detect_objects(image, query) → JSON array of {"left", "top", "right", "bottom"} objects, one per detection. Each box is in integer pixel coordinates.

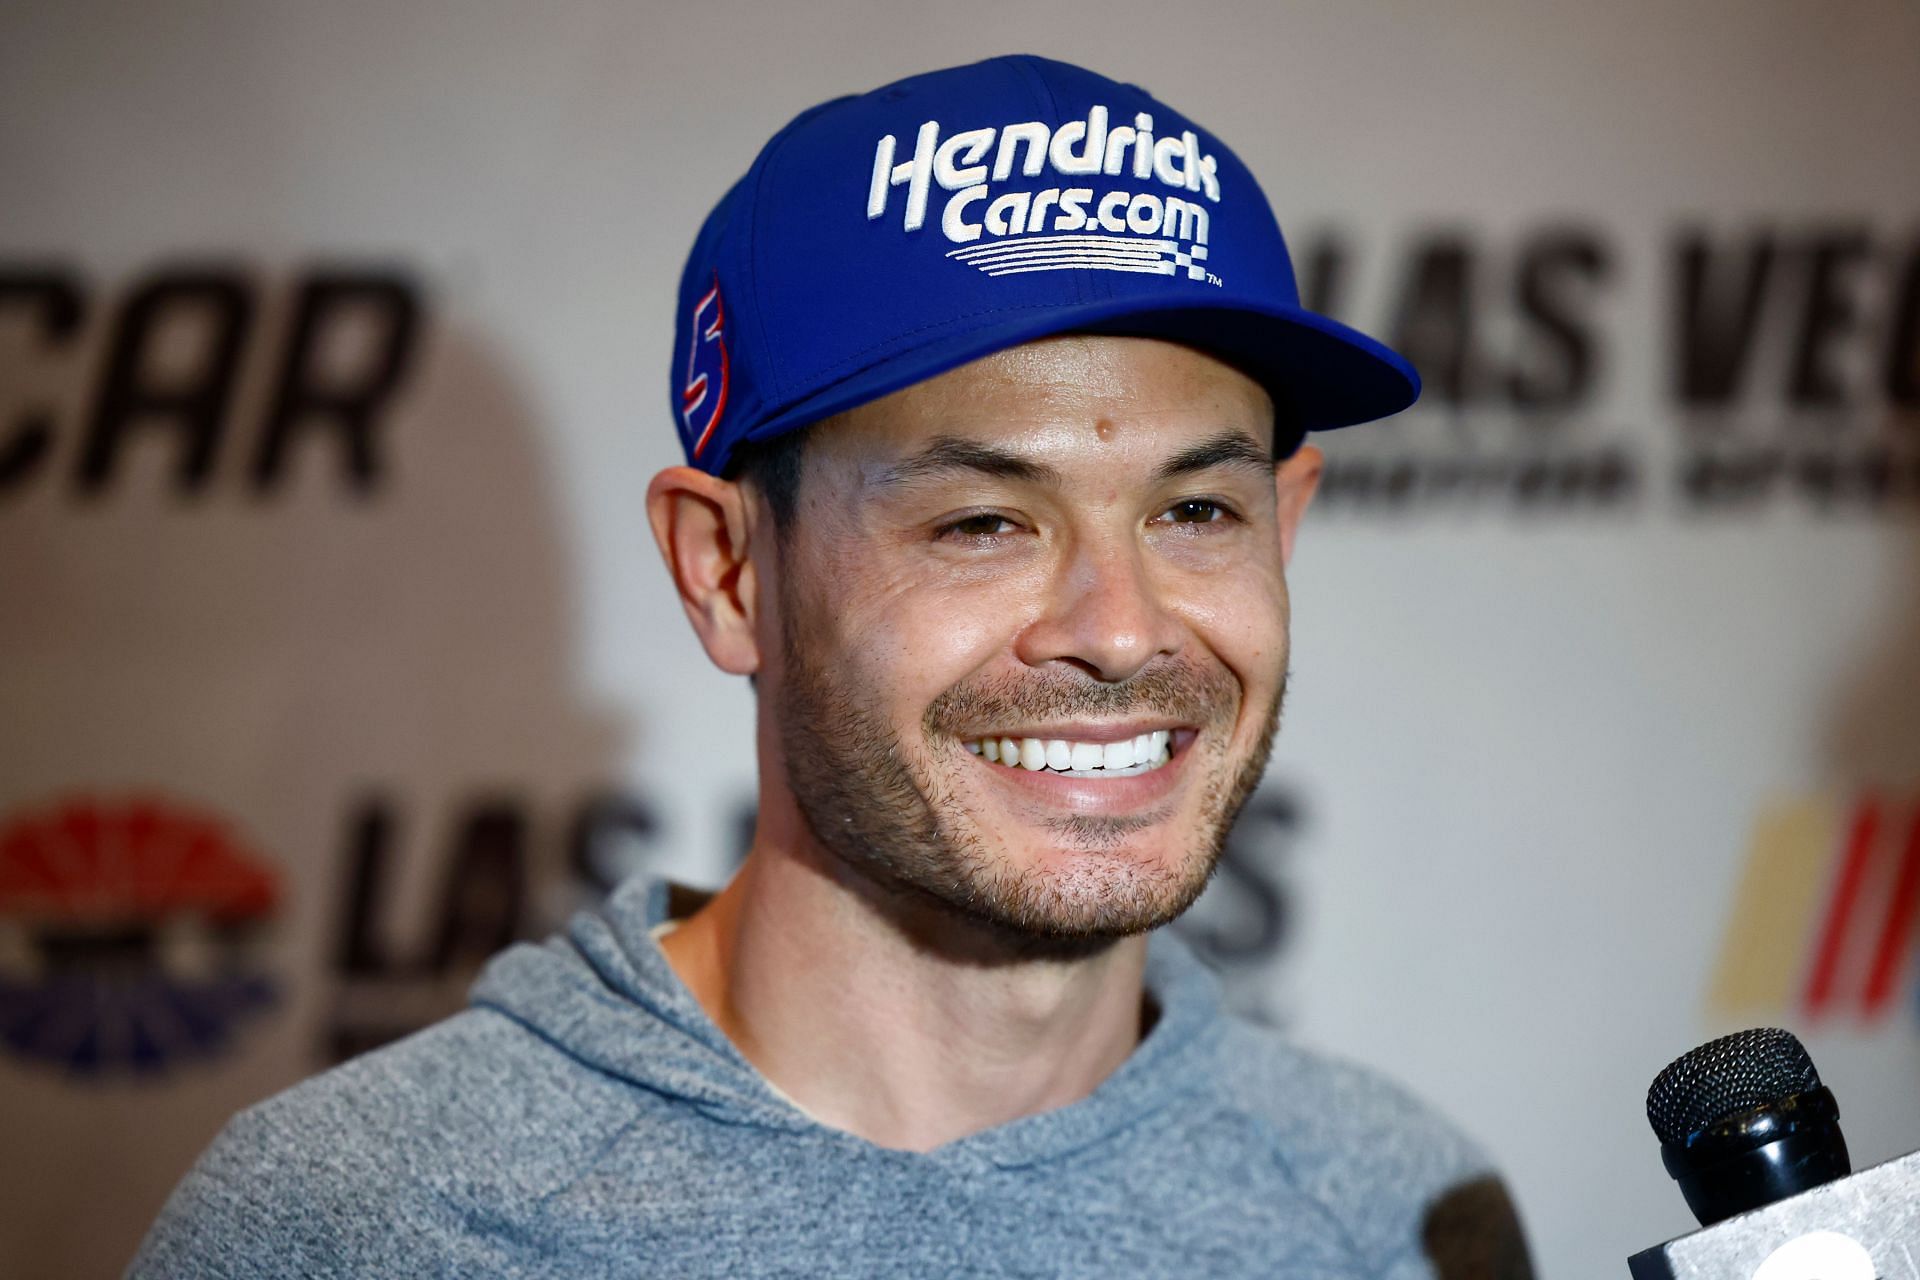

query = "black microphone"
[
  {"left": 1629, "top": 1027, "right": 1920, "bottom": 1279},
  {"left": 1647, "top": 1027, "right": 1850, "bottom": 1225}
]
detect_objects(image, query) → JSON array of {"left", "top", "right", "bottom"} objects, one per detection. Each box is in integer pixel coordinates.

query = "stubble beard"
[{"left": 772, "top": 580, "right": 1285, "bottom": 954}]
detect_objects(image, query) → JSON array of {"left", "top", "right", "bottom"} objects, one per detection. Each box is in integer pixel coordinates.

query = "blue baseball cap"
[{"left": 671, "top": 53, "right": 1418, "bottom": 475}]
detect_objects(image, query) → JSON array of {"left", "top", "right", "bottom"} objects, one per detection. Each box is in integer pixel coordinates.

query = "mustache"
[{"left": 923, "top": 658, "right": 1244, "bottom": 737}]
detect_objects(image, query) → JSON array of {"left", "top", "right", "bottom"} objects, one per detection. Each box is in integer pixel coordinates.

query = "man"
[{"left": 133, "top": 55, "right": 1530, "bottom": 1278}]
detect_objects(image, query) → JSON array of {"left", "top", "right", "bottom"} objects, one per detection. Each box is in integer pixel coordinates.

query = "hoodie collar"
[{"left": 471, "top": 878, "right": 1227, "bottom": 1168}]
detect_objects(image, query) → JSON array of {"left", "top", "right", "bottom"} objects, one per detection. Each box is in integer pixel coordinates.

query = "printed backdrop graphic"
[
  {"left": 0, "top": 795, "right": 282, "bottom": 1075},
  {"left": 3, "top": 2, "right": 1920, "bottom": 1275},
  {"left": 1711, "top": 792, "right": 1920, "bottom": 1025}
]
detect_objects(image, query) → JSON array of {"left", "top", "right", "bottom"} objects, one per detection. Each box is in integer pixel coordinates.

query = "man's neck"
[{"left": 659, "top": 839, "right": 1150, "bottom": 1153}]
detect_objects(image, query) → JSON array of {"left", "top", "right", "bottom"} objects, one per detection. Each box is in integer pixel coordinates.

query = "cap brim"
[
  {"left": 1078, "top": 302, "right": 1420, "bottom": 431},
  {"left": 736, "top": 296, "right": 1418, "bottom": 470}
]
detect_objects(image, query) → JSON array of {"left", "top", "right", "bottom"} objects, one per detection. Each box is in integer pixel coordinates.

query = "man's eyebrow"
[
  {"left": 875, "top": 436, "right": 1062, "bottom": 488},
  {"left": 1152, "top": 430, "right": 1274, "bottom": 482}
]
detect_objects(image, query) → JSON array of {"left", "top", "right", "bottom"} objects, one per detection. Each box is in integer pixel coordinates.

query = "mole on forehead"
[{"left": 1095, "top": 419, "right": 1116, "bottom": 441}]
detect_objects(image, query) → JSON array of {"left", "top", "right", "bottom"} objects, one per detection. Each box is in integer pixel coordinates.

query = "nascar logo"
[
  {"left": 1711, "top": 791, "right": 1920, "bottom": 1023},
  {"left": 868, "top": 106, "right": 1222, "bottom": 283}
]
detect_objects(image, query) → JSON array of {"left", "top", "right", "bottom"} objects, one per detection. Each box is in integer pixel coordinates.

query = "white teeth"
[{"left": 967, "top": 731, "right": 1176, "bottom": 775}]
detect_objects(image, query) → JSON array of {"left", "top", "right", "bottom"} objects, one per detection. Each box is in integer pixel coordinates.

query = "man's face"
[{"left": 757, "top": 335, "right": 1314, "bottom": 947}]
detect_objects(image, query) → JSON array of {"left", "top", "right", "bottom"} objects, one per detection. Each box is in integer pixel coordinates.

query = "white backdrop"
[{"left": 4, "top": 2, "right": 1920, "bottom": 1275}]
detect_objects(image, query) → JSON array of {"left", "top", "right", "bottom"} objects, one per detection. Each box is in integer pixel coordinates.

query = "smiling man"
[
  {"left": 133, "top": 55, "right": 1530, "bottom": 1279},
  {"left": 652, "top": 333, "right": 1305, "bottom": 1155}
]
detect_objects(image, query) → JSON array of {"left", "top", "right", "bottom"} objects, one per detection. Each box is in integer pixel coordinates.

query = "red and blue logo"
[
  {"left": 681, "top": 274, "right": 729, "bottom": 461},
  {"left": 0, "top": 795, "right": 283, "bottom": 1076}
]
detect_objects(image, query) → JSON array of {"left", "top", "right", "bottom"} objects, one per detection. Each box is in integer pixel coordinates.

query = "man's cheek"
[
  {"left": 1180, "top": 573, "right": 1288, "bottom": 667},
  {"left": 853, "top": 571, "right": 1030, "bottom": 675}
]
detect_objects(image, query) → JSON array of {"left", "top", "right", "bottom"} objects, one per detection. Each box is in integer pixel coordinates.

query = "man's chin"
[{"left": 935, "top": 838, "right": 1218, "bottom": 946}]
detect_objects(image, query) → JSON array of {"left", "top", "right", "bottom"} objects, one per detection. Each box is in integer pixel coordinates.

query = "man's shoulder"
[
  {"left": 129, "top": 1007, "right": 643, "bottom": 1278},
  {"left": 1213, "top": 1019, "right": 1487, "bottom": 1183},
  {"left": 240, "top": 1003, "right": 641, "bottom": 1181},
  {"left": 1207, "top": 1020, "right": 1530, "bottom": 1278}
]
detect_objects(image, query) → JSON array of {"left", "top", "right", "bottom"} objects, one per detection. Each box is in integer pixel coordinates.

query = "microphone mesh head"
[{"left": 1646, "top": 1027, "right": 1822, "bottom": 1145}]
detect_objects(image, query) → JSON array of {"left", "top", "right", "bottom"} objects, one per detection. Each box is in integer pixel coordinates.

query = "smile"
[{"left": 964, "top": 731, "right": 1173, "bottom": 777}]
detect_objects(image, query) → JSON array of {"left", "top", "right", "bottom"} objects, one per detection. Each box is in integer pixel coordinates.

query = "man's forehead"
[{"left": 803, "top": 335, "right": 1278, "bottom": 479}]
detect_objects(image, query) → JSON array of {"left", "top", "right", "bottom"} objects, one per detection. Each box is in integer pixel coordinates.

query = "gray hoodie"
[{"left": 129, "top": 879, "right": 1519, "bottom": 1278}]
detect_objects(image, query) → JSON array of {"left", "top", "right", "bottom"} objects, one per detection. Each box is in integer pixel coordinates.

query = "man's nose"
[{"left": 1013, "top": 535, "right": 1182, "bottom": 683}]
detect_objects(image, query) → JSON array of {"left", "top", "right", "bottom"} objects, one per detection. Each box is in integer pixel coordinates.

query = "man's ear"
[
  {"left": 645, "top": 466, "right": 762, "bottom": 675},
  {"left": 1274, "top": 442, "right": 1323, "bottom": 567}
]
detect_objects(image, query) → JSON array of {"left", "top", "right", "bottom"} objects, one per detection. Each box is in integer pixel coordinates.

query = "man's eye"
[
  {"left": 1161, "top": 498, "right": 1233, "bottom": 524},
  {"left": 937, "top": 513, "right": 1018, "bottom": 539}
]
